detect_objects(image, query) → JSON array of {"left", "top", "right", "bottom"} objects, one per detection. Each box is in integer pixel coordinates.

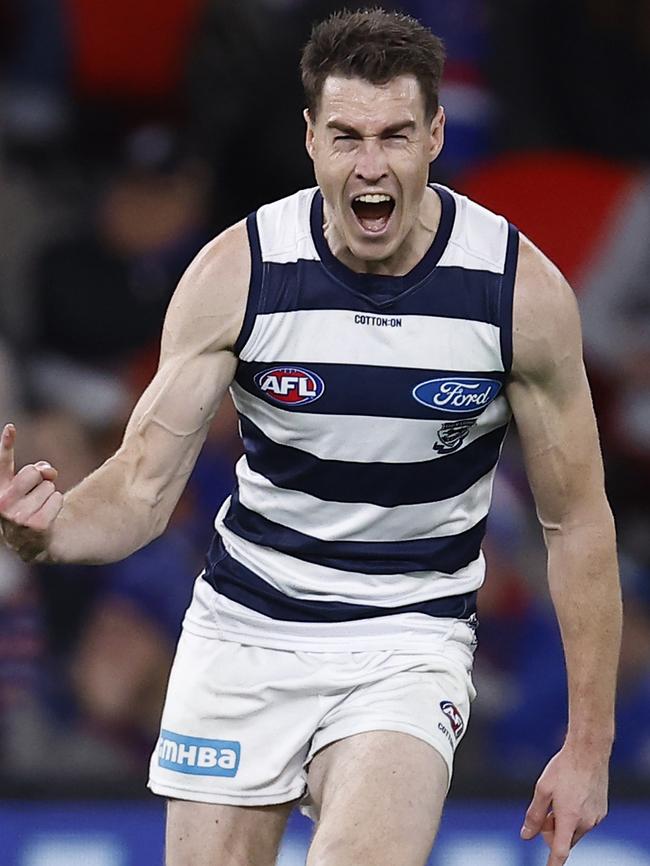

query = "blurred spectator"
[
  {"left": 0, "top": 420, "right": 137, "bottom": 784},
  {"left": 30, "top": 127, "right": 210, "bottom": 368},
  {"left": 20, "top": 127, "right": 211, "bottom": 434}
]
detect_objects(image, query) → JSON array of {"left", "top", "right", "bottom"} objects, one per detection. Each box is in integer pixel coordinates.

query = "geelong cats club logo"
[
  {"left": 433, "top": 419, "right": 477, "bottom": 454},
  {"left": 440, "top": 701, "right": 464, "bottom": 739},
  {"left": 254, "top": 366, "right": 325, "bottom": 406}
]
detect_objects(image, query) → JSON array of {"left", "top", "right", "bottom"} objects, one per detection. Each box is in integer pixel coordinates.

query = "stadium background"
[{"left": 1, "top": 1, "right": 649, "bottom": 863}]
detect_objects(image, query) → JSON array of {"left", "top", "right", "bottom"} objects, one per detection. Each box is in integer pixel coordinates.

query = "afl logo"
[
  {"left": 254, "top": 366, "right": 325, "bottom": 406},
  {"left": 440, "top": 700, "right": 464, "bottom": 739},
  {"left": 413, "top": 377, "right": 502, "bottom": 414}
]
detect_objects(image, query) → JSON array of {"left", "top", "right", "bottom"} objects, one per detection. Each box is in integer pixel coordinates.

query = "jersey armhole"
[
  {"left": 499, "top": 223, "right": 519, "bottom": 374},
  {"left": 233, "top": 212, "right": 264, "bottom": 356}
]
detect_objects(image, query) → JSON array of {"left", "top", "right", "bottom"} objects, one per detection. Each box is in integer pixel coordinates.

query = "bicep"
[
  {"left": 118, "top": 348, "right": 237, "bottom": 499},
  {"left": 506, "top": 239, "right": 608, "bottom": 532},
  {"left": 126, "top": 349, "right": 236, "bottom": 442},
  {"left": 115, "top": 223, "right": 248, "bottom": 504},
  {"left": 507, "top": 358, "right": 606, "bottom": 532}
]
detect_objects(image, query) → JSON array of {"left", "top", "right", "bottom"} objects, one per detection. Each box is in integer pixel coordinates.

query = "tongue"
[{"left": 353, "top": 201, "right": 392, "bottom": 233}]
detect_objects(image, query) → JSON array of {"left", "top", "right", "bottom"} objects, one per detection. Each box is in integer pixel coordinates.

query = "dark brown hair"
[{"left": 300, "top": 8, "right": 446, "bottom": 121}]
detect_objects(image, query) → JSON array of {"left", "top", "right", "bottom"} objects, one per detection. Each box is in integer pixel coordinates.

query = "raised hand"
[{"left": 0, "top": 423, "right": 64, "bottom": 561}]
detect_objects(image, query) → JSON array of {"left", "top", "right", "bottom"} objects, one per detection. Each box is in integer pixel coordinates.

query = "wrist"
[{"left": 564, "top": 727, "right": 614, "bottom": 758}]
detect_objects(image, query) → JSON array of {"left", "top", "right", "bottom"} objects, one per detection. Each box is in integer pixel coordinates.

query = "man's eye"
[
  {"left": 334, "top": 135, "right": 354, "bottom": 141},
  {"left": 388, "top": 134, "right": 408, "bottom": 140}
]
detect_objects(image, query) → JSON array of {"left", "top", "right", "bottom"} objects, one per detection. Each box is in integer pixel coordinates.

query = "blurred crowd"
[{"left": 0, "top": 0, "right": 649, "bottom": 795}]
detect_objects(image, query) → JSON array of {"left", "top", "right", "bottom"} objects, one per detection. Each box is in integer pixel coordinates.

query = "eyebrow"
[{"left": 325, "top": 120, "right": 416, "bottom": 137}]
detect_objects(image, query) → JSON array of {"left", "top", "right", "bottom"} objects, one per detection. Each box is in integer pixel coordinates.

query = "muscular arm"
[
  {"left": 0, "top": 221, "right": 250, "bottom": 564},
  {"left": 507, "top": 236, "right": 622, "bottom": 865}
]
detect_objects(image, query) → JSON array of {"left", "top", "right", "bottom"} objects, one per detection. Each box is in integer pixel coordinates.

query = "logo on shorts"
[
  {"left": 157, "top": 729, "right": 240, "bottom": 777},
  {"left": 254, "top": 366, "right": 325, "bottom": 406},
  {"left": 413, "top": 378, "right": 502, "bottom": 414},
  {"left": 440, "top": 701, "right": 464, "bottom": 739}
]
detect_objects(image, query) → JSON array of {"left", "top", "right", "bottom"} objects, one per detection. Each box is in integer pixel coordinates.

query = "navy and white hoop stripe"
[
  {"left": 204, "top": 533, "right": 478, "bottom": 623},
  {"left": 220, "top": 489, "right": 488, "bottom": 576},
  {"left": 205, "top": 185, "right": 519, "bottom": 638},
  {"left": 237, "top": 413, "right": 508, "bottom": 507}
]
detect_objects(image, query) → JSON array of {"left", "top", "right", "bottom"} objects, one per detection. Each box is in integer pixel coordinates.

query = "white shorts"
[{"left": 148, "top": 623, "right": 476, "bottom": 813}]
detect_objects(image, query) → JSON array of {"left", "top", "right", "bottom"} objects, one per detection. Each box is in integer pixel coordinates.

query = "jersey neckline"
[{"left": 309, "top": 184, "right": 456, "bottom": 307}]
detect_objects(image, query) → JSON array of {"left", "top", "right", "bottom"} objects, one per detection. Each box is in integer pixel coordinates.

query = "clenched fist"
[{"left": 0, "top": 423, "right": 64, "bottom": 562}]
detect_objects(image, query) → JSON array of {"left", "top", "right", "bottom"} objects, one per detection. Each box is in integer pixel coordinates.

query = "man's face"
[{"left": 305, "top": 74, "right": 444, "bottom": 264}]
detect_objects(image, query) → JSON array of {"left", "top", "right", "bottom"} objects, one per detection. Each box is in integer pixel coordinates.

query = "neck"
[{"left": 322, "top": 186, "right": 441, "bottom": 276}]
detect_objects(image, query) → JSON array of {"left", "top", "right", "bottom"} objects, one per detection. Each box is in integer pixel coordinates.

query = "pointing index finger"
[
  {"left": 547, "top": 816, "right": 577, "bottom": 866},
  {"left": 0, "top": 424, "right": 16, "bottom": 483}
]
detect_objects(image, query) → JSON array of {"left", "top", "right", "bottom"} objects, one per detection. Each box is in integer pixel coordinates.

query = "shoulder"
[
  {"left": 511, "top": 234, "right": 582, "bottom": 383},
  {"left": 162, "top": 220, "right": 251, "bottom": 355},
  {"left": 184, "top": 219, "right": 251, "bottom": 296},
  {"left": 253, "top": 187, "right": 319, "bottom": 263},
  {"left": 165, "top": 187, "right": 318, "bottom": 357},
  {"left": 438, "top": 185, "right": 511, "bottom": 274}
]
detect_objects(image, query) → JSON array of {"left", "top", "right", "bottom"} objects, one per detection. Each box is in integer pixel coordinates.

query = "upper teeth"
[{"left": 354, "top": 194, "right": 392, "bottom": 203}]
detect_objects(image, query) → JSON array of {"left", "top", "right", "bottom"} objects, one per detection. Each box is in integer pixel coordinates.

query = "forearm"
[
  {"left": 45, "top": 411, "right": 209, "bottom": 565},
  {"left": 46, "top": 453, "right": 167, "bottom": 565},
  {"left": 545, "top": 503, "right": 622, "bottom": 754}
]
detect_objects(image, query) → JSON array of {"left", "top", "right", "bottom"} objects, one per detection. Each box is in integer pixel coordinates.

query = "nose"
[{"left": 354, "top": 139, "right": 389, "bottom": 184}]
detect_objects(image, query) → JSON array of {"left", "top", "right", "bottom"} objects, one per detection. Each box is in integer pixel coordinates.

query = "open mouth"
[{"left": 351, "top": 193, "right": 396, "bottom": 234}]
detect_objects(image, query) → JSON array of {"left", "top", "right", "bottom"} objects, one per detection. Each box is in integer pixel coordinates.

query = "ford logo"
[
  {"left": 413, "top": 377, "right": 502, "bottom": 413},
  {"left": 254, "top": 366, "right": 325, "bottom": 406}
]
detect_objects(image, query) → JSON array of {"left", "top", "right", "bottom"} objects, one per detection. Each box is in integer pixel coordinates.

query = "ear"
[
  {"left": 304, "top": 108, "right": 316, "bottom": 160},
  {"left": 428, "top": 105, "right": 445, "bottom": 162}
]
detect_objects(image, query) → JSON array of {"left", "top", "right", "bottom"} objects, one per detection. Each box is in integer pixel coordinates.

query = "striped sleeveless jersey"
[{"left": 198, "top": 185, "right": 519, "bottom": 649}]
